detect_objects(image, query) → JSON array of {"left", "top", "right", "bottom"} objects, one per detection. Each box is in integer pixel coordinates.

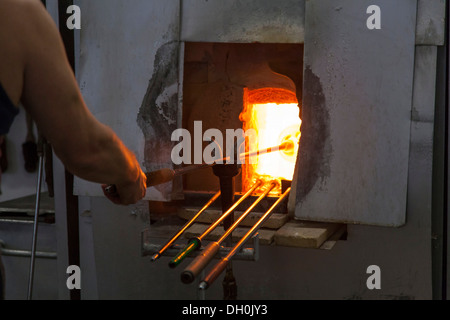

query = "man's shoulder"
[
  {"left": 0, "top": 0, "right": 43, "bottom": 10},
  {"left": 0, "top": 0, "right": 54, "bottom": 49},
  {"left": 0, "top": 0, "right": 47, "bottom": 23}
]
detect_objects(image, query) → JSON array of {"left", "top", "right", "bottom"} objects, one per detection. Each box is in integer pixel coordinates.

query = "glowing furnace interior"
[{"left": 241, "top": 88, "right": 301, "bottom": 196}]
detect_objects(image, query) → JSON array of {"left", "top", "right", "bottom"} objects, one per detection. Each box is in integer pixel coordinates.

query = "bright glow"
[
  {"left": 240, "top": 87, "right": 301, "bottom": 196},
  {"left": 241, "top": 98, "right": 301, "bottom": 196},
  {"left": 252, "top": 103, "right": 301, "bottom": 181}
]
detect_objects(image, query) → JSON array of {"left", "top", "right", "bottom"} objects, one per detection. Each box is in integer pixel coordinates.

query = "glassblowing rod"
[
  {"left": 212, "top": 141, "right": 295, "bottom": 164},
  {"left": 199, "top": 187, "right": 292, "bottom": 290},
  {"left": 181, "top": 181, "right": 277, "bottom": 284},
  {"left": 168, "top": 180, "right": 263, "bottom": 268},
  {"left": 239, "top": 141, "right": 294, "bottom": 161},
  {"left": 151, "top": 191, "right": 221, "bottom": 262}
]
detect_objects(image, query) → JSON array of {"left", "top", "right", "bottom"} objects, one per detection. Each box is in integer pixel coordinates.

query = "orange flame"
[{"left": 240, "top": 88, "right": 301, "bottom": 195}]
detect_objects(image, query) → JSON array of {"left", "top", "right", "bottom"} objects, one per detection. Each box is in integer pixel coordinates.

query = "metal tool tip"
[
  {"left": 151, "top": 253, "right": 160, "bottom": 262},
  {"left": 198, "top": 281, "right": 208, "bottom": 290}
]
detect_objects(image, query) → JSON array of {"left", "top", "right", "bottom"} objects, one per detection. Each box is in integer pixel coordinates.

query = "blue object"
[{"left": 0, "top": 83, "right": 19, "bottom": 135}]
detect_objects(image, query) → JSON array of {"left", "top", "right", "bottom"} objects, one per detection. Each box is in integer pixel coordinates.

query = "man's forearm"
[{"left": 53, "top": 120, "right": 141, "bottom": 187}]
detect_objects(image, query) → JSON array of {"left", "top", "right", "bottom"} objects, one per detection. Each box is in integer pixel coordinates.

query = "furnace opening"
[{"left": 182, "top": 42, "right": 303, "bottom": 201}]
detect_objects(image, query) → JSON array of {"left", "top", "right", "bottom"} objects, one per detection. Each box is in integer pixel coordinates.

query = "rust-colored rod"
[
  {"left": 199, "top": 187, "right": 291, "bottom": 290},
  {"left": 238, "top": 140, "right": 294, "bottom": 161},
  {"left": 180, "top": 181, "right": 277, "bottom": 284},
  {"left": 168, "top": 180, "right": 263, "bottom": 268},
  {"left": 151, "top": 191, "right": 221, "bottom": 262}
]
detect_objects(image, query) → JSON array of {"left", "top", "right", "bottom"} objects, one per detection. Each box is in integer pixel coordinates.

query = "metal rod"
[
  {"left": 1, "top": 237, "right": 56, "bottom": 259},
  {"left": 215, "top": 141, "right": 295, "bottom": 163},
  {"left": 199, "top": 187, "right": 291, "bottom": 290},
  {"left": 176, "top": 142, "right": 294, "bottom": 170},
  {"left": 0, "top": 248, "right": 57, "bottom": 260},
  {"left": 180, "top": 181, "right": 277, "bottom": 284},
  {"left": 151, "top": 191, "right": 221, "bottom": 262},
  {"left": 192, "top": 180, "right": 263, "bottom": 241},
  {"left": 217, "top": 182, "right": 276, "bottom": 244},
  {"left": 239, "top": 141, "right": 293, "bottom": 161},
  {"left": 27, "top": 140, "right": 45, "bottom": 300},
  {"left": 106, "top": 141, "right": 294, "bottom": 195},
  {"left": 216, "top": 141, "right": 294, "bottom": 164},
  {"left": 168, "top": 180, "right": 263, "bottom": 268}
]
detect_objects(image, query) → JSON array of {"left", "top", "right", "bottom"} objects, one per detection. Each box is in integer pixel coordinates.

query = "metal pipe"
[
  {"left": 0, "top": 240, "right": 57, "bottom": 259},
  {"left": 27, "top": 138, "right": 45, "bottom": 300},
  {"left": 151, "top": 191, "right": 221, "bottom": 262},
  {"left": 239, "top": 141, "right": 294, "bottom": 161},
  {"left": 2, "top": 249, "right": 56, "bottom": 260},
  {"left": 181, "top": 181, "right": 277, "bottom": 284},
  {"left": 174, "top": 142, "right": 294, "bottom": 169},
  {"left": 199, "top": 187, "right": 291, "bottom": 290},
  {"left": 168, "top": 180, "right": 263, "bottom": 268}
]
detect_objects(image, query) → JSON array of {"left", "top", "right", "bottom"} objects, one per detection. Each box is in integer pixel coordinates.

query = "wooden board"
[{"left": 274, "top": 221, "right": 344, "bottom": 249}]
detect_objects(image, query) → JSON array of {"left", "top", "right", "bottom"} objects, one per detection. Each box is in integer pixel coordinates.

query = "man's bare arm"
[{"left": 14, "top": 0, "right": 146, "bottom": 204}]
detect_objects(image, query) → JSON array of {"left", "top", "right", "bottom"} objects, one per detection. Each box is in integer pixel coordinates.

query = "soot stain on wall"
[
  {"left": 137, "top": 41, "right": 180, "bottom": 172},
  {"left": 296, "top": 66, "right": 331, "bottom": 202}
]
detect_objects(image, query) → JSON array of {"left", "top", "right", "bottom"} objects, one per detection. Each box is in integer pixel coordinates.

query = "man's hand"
[{"left": 102, "top": 168, "right": 147, "bottom": 205}]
